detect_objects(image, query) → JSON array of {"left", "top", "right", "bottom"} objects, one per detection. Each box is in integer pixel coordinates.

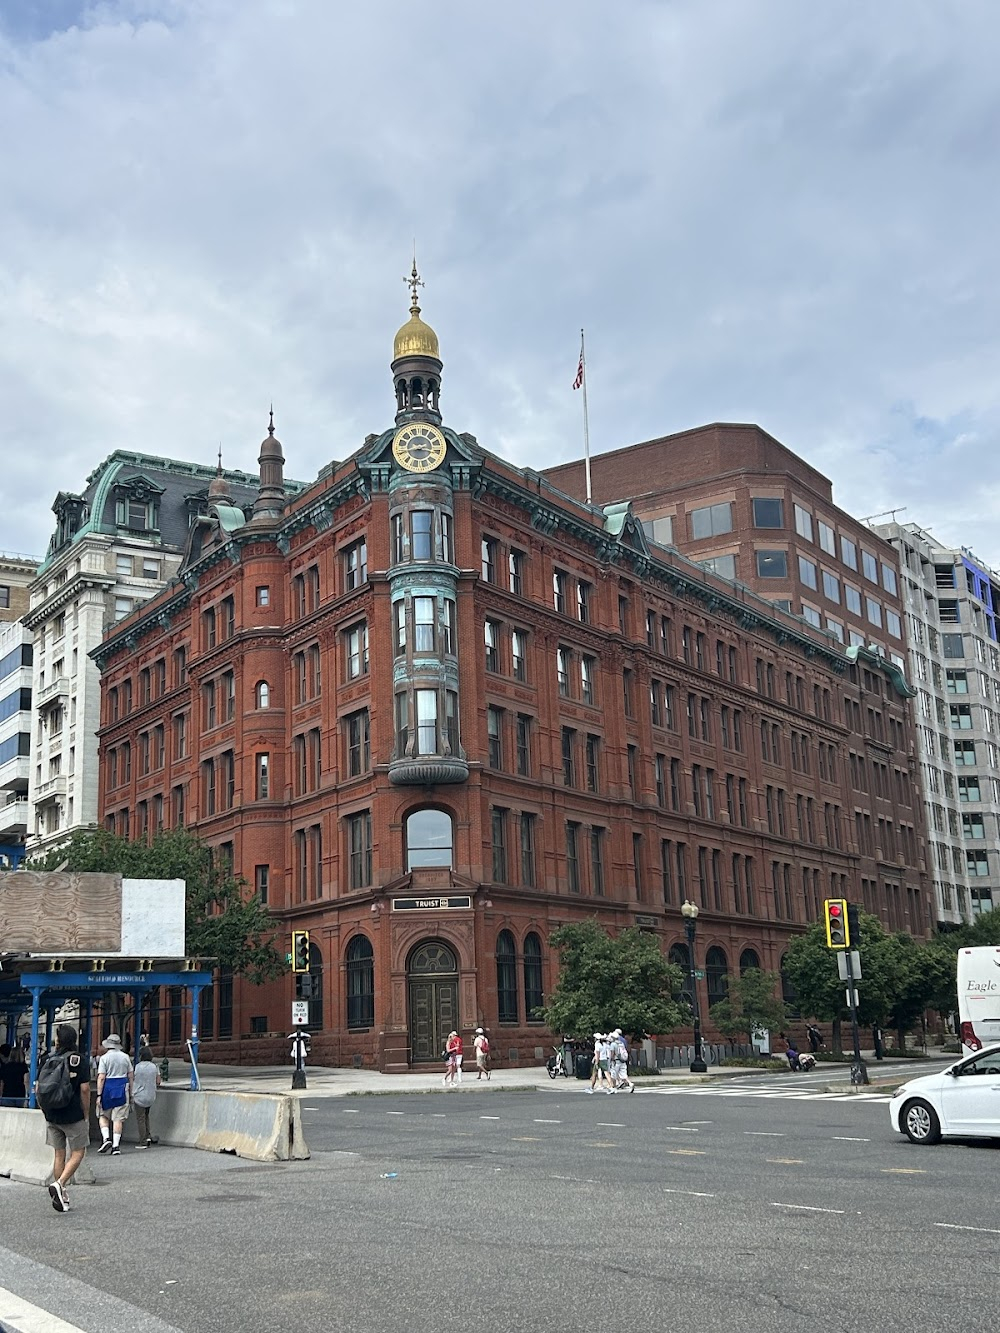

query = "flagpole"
[{"left": 580, "top": 328, "right": 592, "bottom": 504}]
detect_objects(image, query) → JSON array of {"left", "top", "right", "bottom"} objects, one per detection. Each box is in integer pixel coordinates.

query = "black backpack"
[{"left": 36, "top": 1053, "right": 76, "bottom": 1114}]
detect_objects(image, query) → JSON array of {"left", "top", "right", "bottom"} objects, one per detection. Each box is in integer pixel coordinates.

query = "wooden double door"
[{"left": 408, "top": 940, "right": 459, "bottom": 1064}]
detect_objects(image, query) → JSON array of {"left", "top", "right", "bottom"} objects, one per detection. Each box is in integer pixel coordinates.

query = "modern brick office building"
[{"left": 93, "top": 290, "right": 930, "bottom": 1068}]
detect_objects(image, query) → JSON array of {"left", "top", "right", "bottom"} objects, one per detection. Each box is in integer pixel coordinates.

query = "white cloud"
[{"left": 1, "top": 0, "right": 999, "bottom": 567}]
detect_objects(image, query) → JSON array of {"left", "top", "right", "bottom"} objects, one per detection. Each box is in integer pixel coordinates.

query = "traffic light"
[
  {"left": 291, "top": 930, "right": 310, "bottom": 973},
  {"left": 846, "top": 902, "right": 860, "bottom": 943},
  {"left": 824, "top": 898, "right": 850, "bottom": 949}
]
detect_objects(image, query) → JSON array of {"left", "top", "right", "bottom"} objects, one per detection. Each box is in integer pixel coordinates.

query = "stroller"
[{"left": 797, "top": 1051, "right": 817, "bottom": 1073}]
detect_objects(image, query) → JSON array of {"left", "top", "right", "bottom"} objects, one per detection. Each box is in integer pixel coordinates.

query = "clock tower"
[{"left": 385, "top": 265, "right": 468, "bottom": 787}]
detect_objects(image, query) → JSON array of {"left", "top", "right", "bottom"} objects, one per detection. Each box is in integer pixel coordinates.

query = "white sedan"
[{"left": 889, "top": 1044, "right": 1000, "bottom": 1144}]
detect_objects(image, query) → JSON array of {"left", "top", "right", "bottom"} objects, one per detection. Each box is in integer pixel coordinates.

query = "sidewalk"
[{"left": 165, "top": 1051, "right": 951, "bottom": 1099}]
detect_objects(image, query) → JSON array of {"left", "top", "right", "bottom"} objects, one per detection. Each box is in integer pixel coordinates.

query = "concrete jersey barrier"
[
  {"left": 1, "top": 1088, "right": 308, "bottom": 1187},
  {"left": 119, "top": 1087, "right": 310, "bottom": 1161},
  {"left": 0, "top": 1107, "right": 97, "bottom": 1187}
]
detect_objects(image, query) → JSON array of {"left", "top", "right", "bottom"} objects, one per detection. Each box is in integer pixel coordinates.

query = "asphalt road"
[{"left": 2, "top": 1081, "right": 998, "bottom": 1333}]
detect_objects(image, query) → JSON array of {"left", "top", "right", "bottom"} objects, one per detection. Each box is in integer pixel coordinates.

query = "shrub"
[{"left": 719, "top": 1056, "right": 787, "bottom": 1070}]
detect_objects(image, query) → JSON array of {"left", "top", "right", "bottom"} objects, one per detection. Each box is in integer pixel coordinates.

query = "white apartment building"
[
  {"left": 0, "top": 617, "right": 35, "bottom": 868},
  {"left": 23, "top": 451, "right": 265, "bottom": 857},
  {"left": 874, "top": 521, "right": 1000, "bottom": 926}
]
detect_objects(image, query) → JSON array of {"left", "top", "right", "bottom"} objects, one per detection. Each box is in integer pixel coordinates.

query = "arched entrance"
[{"left": 407, "top": 940, "right": 459, "bottom": 1064}]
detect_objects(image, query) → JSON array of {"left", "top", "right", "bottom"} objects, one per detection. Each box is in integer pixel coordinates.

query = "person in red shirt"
[{"left": 443, "top": 1031, "right": 463, "bottom": 1087}]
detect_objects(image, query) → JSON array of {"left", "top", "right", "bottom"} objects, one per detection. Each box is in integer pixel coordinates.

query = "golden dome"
[{"left": 393, "top": 300, "right": 440, "bottom": 362}]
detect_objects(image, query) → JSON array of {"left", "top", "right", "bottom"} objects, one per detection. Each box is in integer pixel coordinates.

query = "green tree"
[
  {"left": 539, "top": 920, "right": 687, "bottom": 1039},
  {"left": 781, "top": 912, "right": 898, "bottom": 1048},
  {"left": 708, "top": 968, "right": 787, "bottom": 1046},
  {"left": 28, "top": 827, "right": 286, "bottom": 984}
]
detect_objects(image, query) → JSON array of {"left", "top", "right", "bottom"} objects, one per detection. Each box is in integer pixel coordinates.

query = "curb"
[{"left": 345, "top": 1084, "right": 540, "bottom": 1098}]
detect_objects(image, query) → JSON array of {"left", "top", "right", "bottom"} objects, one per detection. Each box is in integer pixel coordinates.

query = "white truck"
[{"left": 957, "top": 945, "right": 1000, "bottom": 1056}]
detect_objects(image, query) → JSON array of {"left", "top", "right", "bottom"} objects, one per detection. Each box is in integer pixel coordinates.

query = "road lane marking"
[
  {"left": 934, "top": 1223, "right": 1000, "bottom": 1235},
  {"left": 744, "top": 1131, "right": 785, "bottom": 1137},
  {"left": 431, "top": 1113, "right": 446, "bottom": 1117},
  {"left": 533, "top": 1119, "right": 562, "bottom": 1124},
  {"left": 662, "top": 1126, "right": 699, "bottom": 1133},
  {"left": 881, "top": 1168, "right": 925, "bottom": 1175},
  {"left": 666, "top": 1148, "right": 705, "bottom": 1155},
  {"left": 511, "top": 1136, "right": 541, "bottom": 1142},
  {"left": 771, "top": 1203, "right": 845, "bottom": 1215},
  {"left": 480, "top": 1116, "right": 500, "bottom": 1120},
  {"left": 342, "top": 1109, "right": 359, "bottom": 1114},
  {"left": 684, "top": 1120, "right": 713, "bottom": 1124},
  {"left": 587, "top": 1141, "right": 620, "bottom": 1148},
  {"left": 766, "top": 1158, "right": 805, "bottom": 1165},
  {"left": 303, "top": 1106, "right": 320, "bottom": 1110},
  {"left": 0, "top": 1286, "right": 87, "bottom": 1333},
  {"left": 664, "top": 1188, "right": 715, "bottom": 1197},
  {"left": 832, "top": 1136, "right": 870, "bottom": 1142},
  {"left": 597, "top": 1123, "right": 625, "bottom": 1127},
  {"left": 386, "top": 1111, "right": 405, "bottom": 1116}
]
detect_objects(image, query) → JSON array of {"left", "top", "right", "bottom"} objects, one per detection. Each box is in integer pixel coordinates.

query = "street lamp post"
[{"left": 681, "top": 900, "right": 708, "bottom": 1073}]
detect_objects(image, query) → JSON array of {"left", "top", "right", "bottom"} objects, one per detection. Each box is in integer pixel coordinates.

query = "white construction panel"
[{"left": 119, "top": 878, "right": 186, "bottom": 957}]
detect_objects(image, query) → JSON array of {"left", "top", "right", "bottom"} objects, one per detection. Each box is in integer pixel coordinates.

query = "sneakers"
[
  {"left": 111, "top": 1146, "right": 121, "bottom": 1155},
  {"left": 585, "top": 1087, "right": 594, "bottom": 1094},
  {"left": 48, "top": 1180, "right": 69, "bottom": 1213},
  {"left": 136, "top": 1143, "right": 149, "bottom": 1150},
  {"left": 97, "top": 1139, "right": 112, "bottom": 1154}
]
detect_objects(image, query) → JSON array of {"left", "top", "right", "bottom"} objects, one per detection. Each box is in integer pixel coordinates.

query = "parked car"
[{"left": 889, "top": 1044, "right": 1000, "bottom": 1144}]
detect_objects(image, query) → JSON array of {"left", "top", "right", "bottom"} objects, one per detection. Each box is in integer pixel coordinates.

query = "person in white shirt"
[
  {"left": 610, "top": 1029, "right": 634, "bottom": 1093},
  {"left": 95, "top": 1034, "right": 133, "bottom": 1156},
  {"left": 473, "top": 1028, "right": 491, "bottom": 1080}
]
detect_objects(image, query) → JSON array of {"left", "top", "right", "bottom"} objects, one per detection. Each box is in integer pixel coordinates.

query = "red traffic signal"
[{"left": 824, "top": 898, "right": 850, "bottom": 949}]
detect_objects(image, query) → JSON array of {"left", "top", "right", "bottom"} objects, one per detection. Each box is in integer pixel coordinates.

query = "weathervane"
[{"left": 406, "top": 247, "right": 424, "bottom": 308}]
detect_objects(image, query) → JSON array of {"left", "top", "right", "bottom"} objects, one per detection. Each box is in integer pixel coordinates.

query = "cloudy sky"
[{"left": 2, "top": 1, "right": 999, "bottom": 567}]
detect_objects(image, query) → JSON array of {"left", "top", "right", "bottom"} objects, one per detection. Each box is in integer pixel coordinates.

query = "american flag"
[{"left": 573, "top": 346, "right": 584, "bottom": 390}]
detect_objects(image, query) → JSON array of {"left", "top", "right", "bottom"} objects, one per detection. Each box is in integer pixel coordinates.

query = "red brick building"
[{"left": 94, "top": 294, "right": 930, "bottom": 1069}]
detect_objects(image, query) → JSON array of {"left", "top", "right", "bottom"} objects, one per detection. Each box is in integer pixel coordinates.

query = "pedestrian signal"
[
  {"left": 291, "top": 930, "right": 311, "bottom": 973},
  {"left": 824, "top": 899, "right": 849, "bottom": 949}
]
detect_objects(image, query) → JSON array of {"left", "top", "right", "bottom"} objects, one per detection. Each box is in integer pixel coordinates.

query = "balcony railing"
[
  {"left": 35, "top": 775, "right": 68, "bottom": 802},
  {"left": 37, "top": 675, "right": 70, "bottom": 709},
  {"left": 0, "top": 799, "right": 29, "bottom": 835}
]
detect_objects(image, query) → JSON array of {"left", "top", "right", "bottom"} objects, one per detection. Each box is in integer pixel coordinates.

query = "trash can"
[{"left": 575, "top": 1052, "right": 591, "bottom": 1080}]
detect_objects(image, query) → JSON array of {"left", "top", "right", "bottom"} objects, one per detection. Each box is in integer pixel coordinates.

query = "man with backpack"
[
  {"left": 35, "top": 1023, "right": 91, "bottom": 1214},
  {"left": 95, "top": 1034, "right": 133, "bottom": 1155}
]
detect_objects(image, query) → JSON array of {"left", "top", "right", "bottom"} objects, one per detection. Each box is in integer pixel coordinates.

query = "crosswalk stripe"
[
  {"left": 0, "top": 1284, "right": 87, "bottom": 1333},
  {"left": 645, "top": 1087, "right": 891, "bottom": 1104}
]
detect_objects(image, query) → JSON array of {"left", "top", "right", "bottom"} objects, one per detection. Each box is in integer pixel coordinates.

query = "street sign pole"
[{"left": 844, "top": 946, "right": 869, "bottom": 1086}]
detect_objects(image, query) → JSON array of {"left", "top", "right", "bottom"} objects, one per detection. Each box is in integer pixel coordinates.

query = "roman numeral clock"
[{"left": 392, "top": 423, "right": 447, "bottom": 474}]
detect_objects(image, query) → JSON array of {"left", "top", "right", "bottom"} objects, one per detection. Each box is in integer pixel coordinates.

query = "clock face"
[{"left": 392, "top": 423, "right": 447, "bottom": 473}]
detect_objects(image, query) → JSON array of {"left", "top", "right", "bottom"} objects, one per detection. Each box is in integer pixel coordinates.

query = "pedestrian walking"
[
  {"left": 35, "top": 1022, "right": 91, "bottom": 1213},
  {"left": 610, "top": 1029, "right": 635, "bottom": 1093},
  {"left": 447, "top": 1030, "right": 464, "bottom": 1084},
  {"left": 473, "top": 1028, "right": 491, "bottom": 1080},
  {"left": 586, "top": 1033, "right": 612, "bottom": 1094},
  {"left": 806, "top": 1022, "right": 823, "bottom": 1054},
  {"left": 131, "top": 1046, "right": 161, "bottom": 1148},
  {"left": 0, "top": 1042, "right": 30, "bottom": 1106},
  {"left": 95, "top": 1034, "right": 133, "bottom": 1155}
]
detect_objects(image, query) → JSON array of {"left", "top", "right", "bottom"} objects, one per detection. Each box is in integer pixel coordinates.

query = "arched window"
[
  {"left": 523, "top": 932, "right": 543, "bottom": 1021},
  {"left": 705, "top": 946, "right": 729, "bottom": 1010},
  {"left": 346, "top": 935, "right": 375, "bottom": 1031},
  {"left": 255, "top": 681, "right": 269, "bottom": 709},
  {"left": 296, "top": 941, "right": 323, "bottom": 1030},
  {"left": 739, "top": 948, "right": 761, "bottom": 975},
  {"left": 406, "top": 808, "right": 453, "bottom": 870},
  {"left": 496, "top": 929, "right": 518, "bottom": 1024},
  {"left": 668, "top": 942, "right": 692, "bottom": 1006},
  {"left": 780, "top": 953, "right": 800, "bottom": 1019}
]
